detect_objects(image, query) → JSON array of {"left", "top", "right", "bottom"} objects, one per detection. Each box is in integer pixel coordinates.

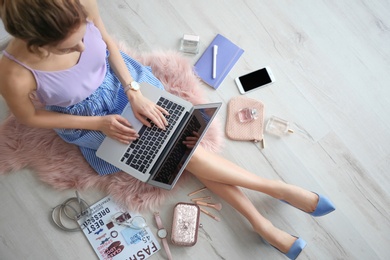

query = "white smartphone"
[{"left": 235, "top": 67, "right": 275, "bottom": 94}]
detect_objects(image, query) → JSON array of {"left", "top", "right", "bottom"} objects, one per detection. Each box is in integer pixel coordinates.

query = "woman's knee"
[
  {"left": 187, "top": 146, "right": 209, "bottom": 171},
  {"left": 188, "top": 148, "right": 201, "bottom": 166}
]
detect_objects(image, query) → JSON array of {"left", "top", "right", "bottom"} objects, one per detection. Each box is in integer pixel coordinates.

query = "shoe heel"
[
  {"left": 261, "top": 235, "right": 306, "bottom": 260},
  {"left": 286, "top": 237, "right": 306, "bottom": 260}
]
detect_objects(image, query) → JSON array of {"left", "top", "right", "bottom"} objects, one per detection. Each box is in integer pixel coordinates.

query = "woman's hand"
[
  {"left": 182, "top": 131, "right": 200, "bottom": 148},
  {"left": 100, "top": 114, "right": 139, "bottom": 144},
  {"left": 128, "top": 91, "right": 169, "bottom": 129}
]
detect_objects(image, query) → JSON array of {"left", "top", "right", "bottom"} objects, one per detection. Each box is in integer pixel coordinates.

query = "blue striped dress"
[{"left": 47, "top": 51, "right": 165, "bottom": 175}]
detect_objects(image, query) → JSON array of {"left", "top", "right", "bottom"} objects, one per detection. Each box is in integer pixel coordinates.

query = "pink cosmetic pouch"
[
  {"left": 171, "top": 202, "right": 200, "bottom": 246},
  {"left": 225, "top": 96, "right": 265, "bottom": 147}
]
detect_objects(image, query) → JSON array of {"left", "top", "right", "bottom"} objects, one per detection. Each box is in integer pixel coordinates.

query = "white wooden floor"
[{"left": 1, "top": 0, "right": 390, "bottom": 259}]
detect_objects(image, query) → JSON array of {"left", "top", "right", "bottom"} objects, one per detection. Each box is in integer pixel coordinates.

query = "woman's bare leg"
[
  {"left": 186, "top": 146, "right": 318, "bottom": 213},
  {"left": 196, "top": 176, "right": 296, "bottom": 253}
]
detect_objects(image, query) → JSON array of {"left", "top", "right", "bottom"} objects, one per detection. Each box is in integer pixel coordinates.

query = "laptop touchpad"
[{"left": 122, "top": 105, "right": 143, "bottom": 132}]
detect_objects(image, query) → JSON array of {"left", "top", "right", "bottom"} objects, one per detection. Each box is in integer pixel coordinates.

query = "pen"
[{"left": 212, "top": 45, "right": 218, "bottom": 79}]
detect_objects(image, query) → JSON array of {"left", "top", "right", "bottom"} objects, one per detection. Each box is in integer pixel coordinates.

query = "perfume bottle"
[
  {"left": 237, "top": 108, "right": 258, "bottom": 123},
  {"left": 265, "top": 116, "right": 294, "bottom": 136},
  {"left": 179, "top": 34, "right": 200, "bottom": 54}
]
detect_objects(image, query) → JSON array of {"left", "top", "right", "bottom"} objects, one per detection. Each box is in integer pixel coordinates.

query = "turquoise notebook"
[{"left": 194, "top": 34, "right": 244, "bottom": 89}]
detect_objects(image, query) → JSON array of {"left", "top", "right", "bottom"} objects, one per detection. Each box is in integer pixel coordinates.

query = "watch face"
[
  {"left": 157, "top": 228, "right": 167, "bottom": 239},
  {"left": 130, "top": 81, "right": 140, "bottom": 91}
]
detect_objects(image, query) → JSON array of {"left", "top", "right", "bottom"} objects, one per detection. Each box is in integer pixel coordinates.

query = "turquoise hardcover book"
[{"left": 194, "top": 34, "right": 244, "bottom": 89}]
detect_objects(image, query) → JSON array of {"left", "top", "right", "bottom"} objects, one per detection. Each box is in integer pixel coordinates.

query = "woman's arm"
[
  {"left": 82, "top": 0, "right": 168, "bottom": 130},
  {"left": 0, "top": 61, "right": 138, "bottom": 144}
]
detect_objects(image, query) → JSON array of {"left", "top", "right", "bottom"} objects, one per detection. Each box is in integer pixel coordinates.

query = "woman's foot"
[
  {"left": 278, "top": 183, "right": 335, "bottom": 216},
  {"left": 284, "top": 237, "right": 307, "bottom": 260},
  {"left": 257, "top": 223, "right": 305, "bottom": 259},
  {"left": 308, "top": 193, "right": 335, "bottom": 216},
  {"left": 262, "top": 231, "right": 306, "bottom": 260}
]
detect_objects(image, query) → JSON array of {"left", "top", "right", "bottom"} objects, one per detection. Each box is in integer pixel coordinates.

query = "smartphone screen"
[{"left": 238, "top": 68, "right": 273, "bottom": 92}]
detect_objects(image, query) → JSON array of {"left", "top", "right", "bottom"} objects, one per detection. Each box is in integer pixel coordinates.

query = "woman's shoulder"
[
  {"left": 80, "top": 0, "right": 97, "bottom": 16},
  {"left": 80, "top": 0, "right": 100, "bottom": 22},
  {"left": 0, "top": 49, "right": 36, "bottom": 97},
  {"left": 2, "top": 38, "right": 35, "bottom": 64}
]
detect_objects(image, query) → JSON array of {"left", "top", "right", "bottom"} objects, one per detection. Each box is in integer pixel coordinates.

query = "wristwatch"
[
  {"left": 124, "top": 81, "right": 140, "bottom": 93},
  {"left": 154, "top": 212, "right": 172, "bottom": 260}
]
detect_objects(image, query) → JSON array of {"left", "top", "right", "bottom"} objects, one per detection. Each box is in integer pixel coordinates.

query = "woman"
[{"left": 0, "top": 0, "right": 334, "bottom": 259}]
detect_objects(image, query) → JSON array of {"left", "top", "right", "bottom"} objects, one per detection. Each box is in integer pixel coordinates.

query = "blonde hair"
[{"left": 0, "top": 0, "right": 88, "bottom": 52}]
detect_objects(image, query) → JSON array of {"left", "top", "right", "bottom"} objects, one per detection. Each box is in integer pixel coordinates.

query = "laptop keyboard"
[
  {"left": 152, "top": 114, "right": 201, "bottom": 184},
  {"left": 120, "top": 97, "right": 185, "bottom": 173}
]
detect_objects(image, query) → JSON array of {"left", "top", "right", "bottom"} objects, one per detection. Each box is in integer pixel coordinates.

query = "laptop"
[{"left": 96, "top": 82, "right": 222, "bottom": 190}]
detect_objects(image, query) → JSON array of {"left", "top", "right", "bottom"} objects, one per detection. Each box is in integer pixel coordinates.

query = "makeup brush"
[
  {"left": 191, "top": 196, "right": 212, "bottom": 202},
  {"left": 200, "top": 208, "right": 220, "bottom": 222},
  {"left": 195, "top": 201, "right": 222, "bottom": 211},
  {"left": 188, "top": 187, "right": 207, "bottom": 196}
]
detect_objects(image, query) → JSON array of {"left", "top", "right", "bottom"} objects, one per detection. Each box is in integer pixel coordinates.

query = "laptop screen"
[{"left": 151, "top": 105, "right": 219, "bottom": 185}]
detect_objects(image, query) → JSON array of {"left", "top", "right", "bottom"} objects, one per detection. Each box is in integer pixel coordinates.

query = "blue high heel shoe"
[
  {"left": 311, "top": 193, "right": 335, "bottom": 217},
  {"left": 264, "top": 236, "right": 306, "bottom": 260},
  {"left": 286, "top": 237, "right": 307, "bottom": 260},
  {"left": 282, "top": 192, "right": 335, "bottom": 217}
]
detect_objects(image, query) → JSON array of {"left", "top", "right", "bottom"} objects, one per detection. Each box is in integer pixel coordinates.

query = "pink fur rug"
[{"left": 0, "top": 45, "right": 223, "bottom": 212}]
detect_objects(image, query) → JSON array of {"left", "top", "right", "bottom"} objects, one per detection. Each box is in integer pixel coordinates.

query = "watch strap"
[
  {"left": 161, "top": 237, "right": 172, "bottom": 260},
  {"left": 155, "top": 212, "right": 164, "bottom": 229},
  {"left": 123, "top": 81, "right": 139, "bottom": 93},
  {"left": 123, "top": 84, "right": 131, "bottom": 94},
  {"left": 154, "top": 212, "right": 172, "bottom": 260}
]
